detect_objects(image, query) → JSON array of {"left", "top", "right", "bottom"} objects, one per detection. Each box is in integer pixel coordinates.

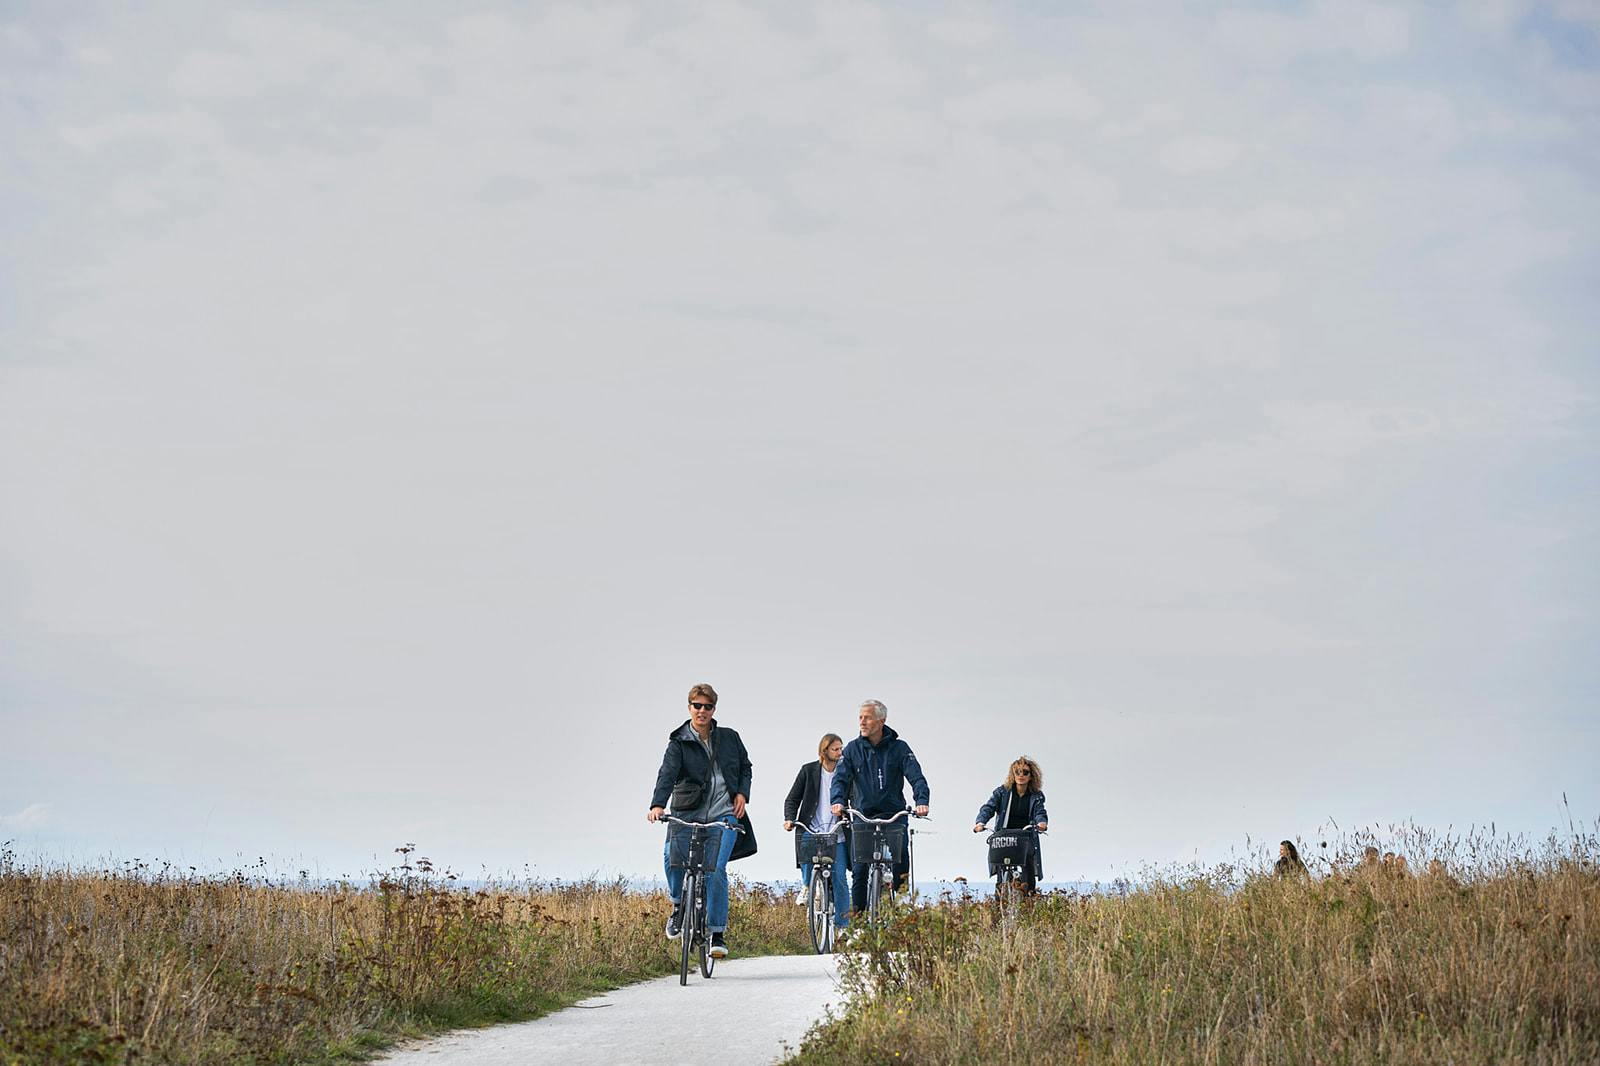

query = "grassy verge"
[
  {"left": 0, "top": 844, "right": 806, "bottom": 1065},
  {"left": 795, "top": 828, "right": 1600, "bottom": 1065}
]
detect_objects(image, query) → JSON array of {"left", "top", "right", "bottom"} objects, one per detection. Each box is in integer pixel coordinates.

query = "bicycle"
[
  {"left": 662, "top": 816, "right": 742, "bottom": 985},
  {"left": 793, "top": 825, "right": 844, "bottom": 953},
  {"left": 845, "top": 808, "right": 921, "bottom": 924},
  {"left": 985, "top": 824, "right": 1045, "bottom": 904}
]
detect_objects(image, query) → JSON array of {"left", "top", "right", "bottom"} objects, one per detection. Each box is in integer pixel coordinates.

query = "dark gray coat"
[
  {"left": 650, "top": 719, "right": 753, "bottom": 815},
  {"left": 650, "top": 719, "right": 757, "bottom": 861}
]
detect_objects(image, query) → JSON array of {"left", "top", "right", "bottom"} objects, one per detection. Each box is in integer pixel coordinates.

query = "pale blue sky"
[{"left": 2, "top": 1, "right": 1596, "bottom": 885}]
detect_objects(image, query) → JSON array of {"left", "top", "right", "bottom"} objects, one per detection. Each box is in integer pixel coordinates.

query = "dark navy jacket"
[
  {"left": 975, "top": 785, "right": 1048, "bottom": 829},
  {"left": 829, "top": 725, "right": 929, "bottom": 817}
]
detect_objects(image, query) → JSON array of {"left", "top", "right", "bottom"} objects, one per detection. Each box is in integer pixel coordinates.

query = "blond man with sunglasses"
[{"left": 648, "top": 683, "right": 754, "bottom": 959}]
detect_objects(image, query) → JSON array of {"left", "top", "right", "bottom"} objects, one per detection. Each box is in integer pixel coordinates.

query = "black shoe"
[
  {"left": 665, "top": 909, "right": 682, "bottom": 939},
  {"left": 709, "top": 932, "right": 727, "bottom": 958}
]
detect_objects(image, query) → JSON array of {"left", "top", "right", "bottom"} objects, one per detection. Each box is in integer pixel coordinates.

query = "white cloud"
[
  {"left": 1462, "top": 0, "right": 1533, "bottom": 31},
  {"left": 1551, "top": 0, "right": 1600, "bottom": 29},
  {"left": 59, "top": 108, "right": 223, "bottom": 152},
  {"left": 1212, "top": 2, "right": 1412, "bottom": 64},
  {"left": 927, "top": 14, "right": 999, "bottom": 47},
  {"left": 945, "top": 74, "right": 1102, "bottom": 123},
  {"left": 1158, "top": 133, "right": 1241, "bottom": 174},
  {"left": 0, "top": 804, "right": 50, "bottom": 832}
]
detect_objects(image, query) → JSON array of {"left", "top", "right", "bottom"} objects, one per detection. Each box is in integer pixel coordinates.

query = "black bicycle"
[
  {"left": 663, "top": 816, "right": 741, "bottom": 985},
  {"left": 846, "top": 808, "right": 919, "bottom": 923},
  {"left": 986, "top": 824, "right": 1045, "bottom": 902},
  {"left": 794, "top": 826, "right": 843, "bottom": 953}
]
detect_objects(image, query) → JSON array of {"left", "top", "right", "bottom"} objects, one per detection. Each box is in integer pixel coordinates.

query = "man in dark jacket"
[
  {"left": 829, "top": 699, "right": 930, "bottom": 914},
  {"left": 647, "top": 683, "right": 753, "bottom": 959}
]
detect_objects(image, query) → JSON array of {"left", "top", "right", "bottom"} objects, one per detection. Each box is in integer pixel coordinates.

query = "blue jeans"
[
  {"left": 799, "top": 833, "right": 851, "bottom": 929},
  {"left": 664, "top": 815, "right": 739, "bottom": 932}
]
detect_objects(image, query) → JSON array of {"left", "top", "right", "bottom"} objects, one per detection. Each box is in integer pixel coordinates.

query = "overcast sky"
[{"left": 3, "top": 1, "right": 1597, "bottom": 887}]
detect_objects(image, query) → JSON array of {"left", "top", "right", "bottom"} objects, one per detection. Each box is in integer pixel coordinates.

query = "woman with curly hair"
[{"left": 973, "top": 756, "right": 1049, "bottom": 892}]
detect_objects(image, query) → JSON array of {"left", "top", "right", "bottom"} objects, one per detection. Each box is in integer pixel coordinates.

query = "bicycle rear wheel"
[
  {"left": 678, "top": 871, "right": 697, "bottom": 986},
  {"left": 697, "top": 878, "right": 714, "bottom": 978},
  {"left": 807, "top": 869, "right": 831, "bottom": 954}
]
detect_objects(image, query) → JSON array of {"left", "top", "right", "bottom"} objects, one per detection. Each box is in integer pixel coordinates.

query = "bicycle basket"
[
  {"left": 848, "top": 821, "right": 906, "bottom": 866},
  {"left": 667, "top": 822, "right": 727, "bottom": 871},
  {"left": 794, "top": 828, "right": 842, "bottom": 868},
  {"left": 986, "top": 829, "right": 1036, "bottom": 875}
]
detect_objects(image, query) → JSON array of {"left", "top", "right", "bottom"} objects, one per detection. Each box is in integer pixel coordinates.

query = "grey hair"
[{"left": 859, "top": 699, "right": 888, "bottom": 721}]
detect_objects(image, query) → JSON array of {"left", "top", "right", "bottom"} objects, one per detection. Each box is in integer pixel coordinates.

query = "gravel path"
[{"left": 376, "top": 953, "right": 842, "bottom": 1065}]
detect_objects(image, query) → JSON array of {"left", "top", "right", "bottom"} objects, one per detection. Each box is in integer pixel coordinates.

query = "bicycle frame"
[
  {"left": 662, "top": 816, "right": 741, "bottom": 984},
  {"left": 795, "top": 827, "right": 842, "bottom": 953},
  {"left": 845, "top": 808, "right": 917, "bottom": 923}
]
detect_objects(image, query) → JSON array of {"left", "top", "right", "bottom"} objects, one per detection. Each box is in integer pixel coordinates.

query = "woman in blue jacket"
[{"left": 972, "top": 756, "right": 1049, "bottom": 892}]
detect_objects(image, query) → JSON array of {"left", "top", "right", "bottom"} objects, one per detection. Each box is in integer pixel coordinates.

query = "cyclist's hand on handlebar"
[
  {"left": 783, "top": 820, "right": 794, "bottom": 831},
  {"left": 914, "top": 805, "right": 929, "bottom": 817},
  {"left": 647, "top": 807, "right": 665, "bottom": 823},
  {"left": 830, "top": 803, "right": 844, "bottom": 817},
  {"left": 973, "top": 823, "right": 986, "bottom": 833},
  {"left": 1037, "top": 822, "right": 1048, "bottom": 832}
]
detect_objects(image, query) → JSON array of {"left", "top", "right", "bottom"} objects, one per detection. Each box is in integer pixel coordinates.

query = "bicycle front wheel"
[
  {"left": 678, "top": 871, "right": 697, "bottom": 986},
  {"left": 807, "top": 870, "right": 831, "bottom": 954},
  {"left": 697, "top": 879, "right": 714, "bottom": 979},
  {"left": 866, "top": 863, "right": 884, "bottom": 923}
]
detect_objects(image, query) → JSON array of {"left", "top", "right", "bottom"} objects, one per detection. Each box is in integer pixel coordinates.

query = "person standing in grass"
[
  {"left": 972, "top": 756, "right": 1049, "bottom": 893},
  {"left": 830, "top": 699, "right": 931, "bottom": 913},
  {"left": 647, "top": 683, "right": 754, "bottom": 960},
  {"left": 783, "top": 733, "right": 851, "bottom": 932},
  {"left": 1275, "top": 840, "right": 1309, "bottom": 880}
]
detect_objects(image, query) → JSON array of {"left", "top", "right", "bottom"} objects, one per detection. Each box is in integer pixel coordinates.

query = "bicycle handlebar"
[
  {"left": 845, "top": 808, "right": 926, "bottom": 824},
  {"left": 660, "top": 816, "right": 745, "bottom": 833}
]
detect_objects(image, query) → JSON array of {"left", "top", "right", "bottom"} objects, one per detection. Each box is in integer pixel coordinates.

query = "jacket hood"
[
  {"left": 671, "top": 718, "right": 718, "bottom": 742},
  {"left": 866, "top": 724, "right": 899, "bottom": 748}
]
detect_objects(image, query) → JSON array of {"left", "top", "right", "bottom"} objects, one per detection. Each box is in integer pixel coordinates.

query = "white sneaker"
[{"left": 794, "top": 888, "right": 806, "bottom": 905}]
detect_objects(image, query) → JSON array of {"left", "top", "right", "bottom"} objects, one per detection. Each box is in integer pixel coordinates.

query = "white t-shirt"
[{"left": 811, "top": 765, "right": 839, "bottom": 834}]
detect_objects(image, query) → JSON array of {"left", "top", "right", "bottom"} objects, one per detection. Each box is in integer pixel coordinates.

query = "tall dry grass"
[
  {"left": 797, "top": 825, "right": 1600, "bottom": 1065},
  {"left": 0, "top": 844, "right": 805, "bottom": 1065}
]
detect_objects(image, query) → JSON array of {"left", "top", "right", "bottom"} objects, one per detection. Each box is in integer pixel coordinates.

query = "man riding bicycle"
[
  {"left": 647, "top": 683, "right": 754, "bottom": 960},
  {"left": 829, "top": 699, "right": 930, "bottom": 915}
]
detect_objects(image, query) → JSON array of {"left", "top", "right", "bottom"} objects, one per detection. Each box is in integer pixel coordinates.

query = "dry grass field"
[
  {"left": 0, "top": 844, "right": 806, "bottom": 1065},
  {"left": 7, "top": 826, "right": 1595, "bottom": 1066},
  {"left": 796, "top": 826, "right": 1600, "bottom": 1065}
]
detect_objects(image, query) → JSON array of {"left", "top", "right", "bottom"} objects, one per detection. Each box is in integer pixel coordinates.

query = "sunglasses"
[
  {"left": 689, "top": 701, "right": 715, "bottom": 711},
  {"left": 1014, "top": 769, "right": 1031, "bottom": 777}
]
